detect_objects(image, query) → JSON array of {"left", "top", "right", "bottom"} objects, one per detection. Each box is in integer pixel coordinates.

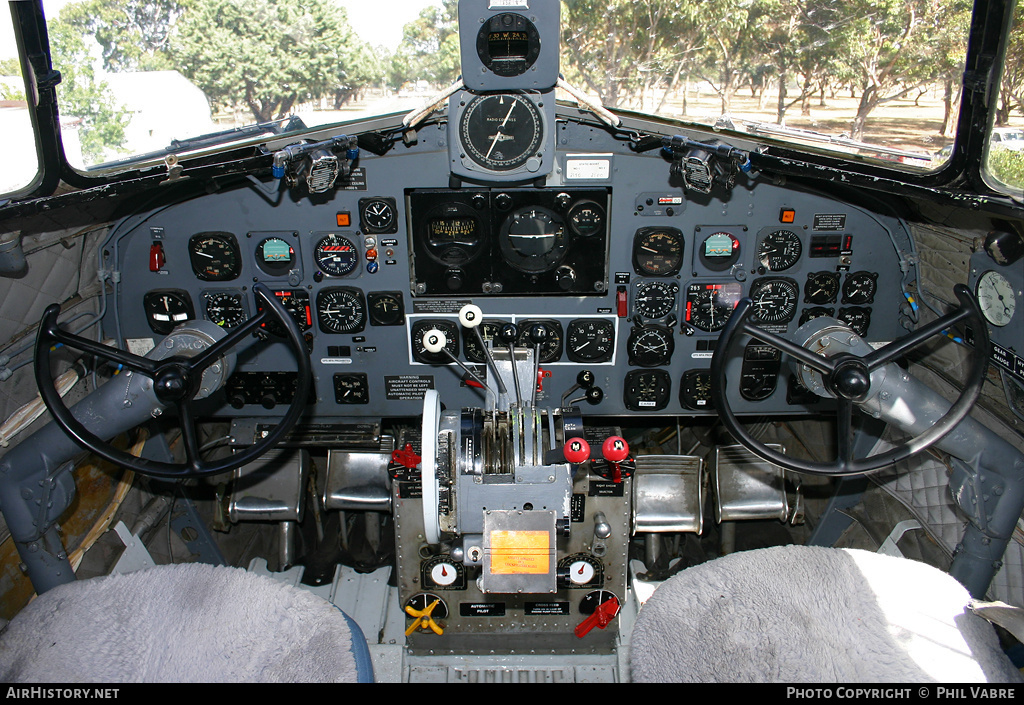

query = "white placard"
[{"left": 565, "top": 157, "right": 611, "bottom": 180}]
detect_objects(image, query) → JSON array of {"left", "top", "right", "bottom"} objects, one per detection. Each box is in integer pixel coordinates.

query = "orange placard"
[{"left": 488, "top": 530, "right": 550, "bottom": 575}]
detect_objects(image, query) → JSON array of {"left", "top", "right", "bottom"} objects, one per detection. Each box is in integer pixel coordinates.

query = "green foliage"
[
  {"left": 389, "top": 0, "right": 460, "bottom": 88},
  {"left": 0, "top": 58, "right": 26, "bottom": 101},
  {"left": 47, "top": 19, "right": 131, "bottom": 164},
  {"left": 170, "top": 0, "right": 364, "bottom": 122},
  {"left": 987, "top": 146, "right": 1024, "bottom": 189},
  {"left": 57, "top": 0, "right": 184, "bottom": 71}
]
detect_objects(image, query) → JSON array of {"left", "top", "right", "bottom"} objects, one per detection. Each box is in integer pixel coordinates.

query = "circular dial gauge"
[
  {"left": 143, "top": 289, "right": 194, "bottom": 335},
  {"left": 838, "top": 307, "right": 871, "bottom": 337},
  {"left": 314, "top": 233, "right": 359, "bottom": 277},
  {"left": 516, "top": 319, "right": 564, "bottom": 363},
  {"left": 623, "top": 369, "right": 672, "bottom": 411},
  {"left": 627, "top": 325, "right": 674, "bottom": 367},
  {"left": 359, "top": 198, "right": 397, "bottom": 233},
  {"left": 367, "top": 292, "right": 404, "bottom": 326},
  {"left": 566, "top": 319, "right": 615, "bottom": 363},
  {"left": 757, "top": 230, "right": 802, "bottom": 271},
  {"left": 633, "top": 228, "right": 684, "bottom": 276},
  {"left": 749, "top": 278, "right": 799, "bottom": 324},
  {"left": 976, "top": 270, "right": 1016, "bottom": 327},
  {"left": 189, "top": 232, "right": 241, "bottom": 281},
  {"left": 411, "top": 319, "right": 459, "bottom": 363},
  {"left": 204, "top": 291, "right": 247, "bottom": 329},
  {"left": 333, "top": 373, "right": 369, "bottom": 405},
  {"left": 256, "top": 237, "right": 296, "bottom": 276},
  {"left": 800, "top": 306, "right": 835, "bottom": 326},
  {"left": 459, "top": 93, "right": 543, "bottom": 172},
  {"left": 685, "top": 283, "right": 741, "bottom": 332},
  {"left": 558, "top": 553, "right": 604, "bottom": 588},
  {"left": 699, "top": 231, "right": 741, "bottom": 271},
  {"left": 423, "top": 203, "right": 485, "bottom": 266},
  {"left": 256, "top": 289, "right": 311, "bottom": 336},
  {"left": 804, "top": 271, "right": 840, "bottom": 304},
  {"left": 842, "top": 271, "right": 878, "bottom": 304},
  {"left": 634, "top": 281, "right": 678, "bottom": 319},
  {"left": 316, "top": 287, "right": 366, "bottom": 334},
  {"left": 567, "top": 201, "right": 606, "bottom": 237},
  {"left": 499, "top": 206, "right": 567, "bottom": 273},
  {"left": 423, "top": 556, "right": 466, "bottom": 589},
  {"left": 680, "top": 369, "right": 713, "bottom": 410},
  {"left": 463, "top": 321, "right": 504, "bottom": 363}
]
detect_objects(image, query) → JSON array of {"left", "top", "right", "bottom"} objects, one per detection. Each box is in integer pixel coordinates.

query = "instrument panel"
[{"left": 106, "top": 116, "right": 918, "bottom": 423}]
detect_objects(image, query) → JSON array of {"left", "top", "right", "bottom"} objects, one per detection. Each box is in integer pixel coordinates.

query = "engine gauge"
[
  {"left": 411, "top": 319, "right": 459, "bottom": 363},
  {"left": 799, "top": 306, "right": 835, "bottom": 326},
  {"left": 359, "top": 197, "right": 398, "bottom": 234},
  {"left": 255, "top": 236, "right": 297, "bottom": 277},
  {"left": 684, "top": 282, "right": 742, "bottom": 332},
  {"left": 623, "top": 369, "right": 672, "bottom": 411},
  {"left": 567, "top": 201, "right": 606, "bottom": 237},
  {"left": 333, "top": 372, "right": 369, "bottom": 405},
  {"left": 804, "top": 272, "right": 840, "bottom": 304},
  {"left": 516, "top": 319, "right": 564, "bottom": 363},
  {"left": 463, "top": 320, "right": 505, "bottom": 363},
  {"left": 367, "top": 291, "right": 404, "bottom": 326},
  {"left": 680, "top": 369, "right": 713, "bottom": 410},
  {"left": 976, "top": 270, "right": 1016, "bottom": 327},
  {"left": 557, "top": 553, "right": 604, "bottom": 589},
  {"left": 633, "top": 228, "right": 684, "bottom": 276},
  {"left": 626, "top": 325, "right": 674, "bottom": 367},
  {"left": 749, "top": 277, "right": 799, "bottom": 325},
  {"left": 838, "top": 307, "right": 871, "bottom": 337},
  {"left": 189, "top": 232, "right": 241, "bottom": 281},
  {"left": 757, "top": 229, "right": 802, "bottom": 271},
  {"left": 459, "top": 93, "right": 544, "bottom": 172},
  {"left": 698, "top": 231, "right": 741, "bottom": 271},
  {"left": 634, "top": 281, "right": 678, "bottom": 319},
  {"left": 203, "top": 291, "right": 247, "bottom": 329},
  {"left": 143, "top": 289, "right": 194, "bottom": 335},
  {"left": 422, "top": 555, "right": 466, "bottom": 590},
  {"left": 842, "top": 271, "right": 878, "bottom": 304},
  {"left": 316, "top": 287, "right": 366, "bottom": 334},
  {"left": 314, "top": 233, "right": 359, "bottom": 277},
  {"left": 566, "top": 318, "right": 615, "bottom": 363}
]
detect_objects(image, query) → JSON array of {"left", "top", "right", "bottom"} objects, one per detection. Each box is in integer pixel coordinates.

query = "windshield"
[{"left": 0, "top": 0, "right": 1001, "bottom": 175}]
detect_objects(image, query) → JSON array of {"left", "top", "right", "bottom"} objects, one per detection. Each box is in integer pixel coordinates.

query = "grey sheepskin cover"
[
  {"left": 0, "top": 563, "right": 372, "bottom": 683},
  {"left": 630, "top": 545, "right": 1023, "bottom": 683}
]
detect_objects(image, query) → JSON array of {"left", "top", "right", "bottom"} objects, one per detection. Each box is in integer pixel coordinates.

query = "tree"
[
  {"left": 47, "top": 19, "right": 131, "bottom": 164},
  {"left": 57, "top": 0, "right": 185, "bottom": 72},
  {"left": 171, "top": 0, "right": 362, "bottom": 122},
  {"left": 389, "top": 0, "right": 460, "bottom": 89},
  {"left": 997, "top": 1, "right": 1024, "bottom": 126}
]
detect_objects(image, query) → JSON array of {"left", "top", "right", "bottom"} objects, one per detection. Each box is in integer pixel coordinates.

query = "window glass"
[
  {"left": 0, "top": 2, "right": 41, "bottom": 196},
  {"left": 986, "top": 2, "right": 1024, "bottom": 192}
]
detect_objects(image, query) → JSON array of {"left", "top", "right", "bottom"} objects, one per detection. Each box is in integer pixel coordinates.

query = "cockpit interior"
[{"left": 1, "top": 0, "right": 1024, "bottom": 684}]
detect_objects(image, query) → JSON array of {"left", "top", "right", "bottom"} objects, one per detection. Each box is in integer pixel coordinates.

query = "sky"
[{"left": 1, "top": 0, "right": 443, "bottom": 60}]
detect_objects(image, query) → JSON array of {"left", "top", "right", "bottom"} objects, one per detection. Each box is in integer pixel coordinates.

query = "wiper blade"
[{"left": 736, "top": 118, "right": 931, "bottom": 163}]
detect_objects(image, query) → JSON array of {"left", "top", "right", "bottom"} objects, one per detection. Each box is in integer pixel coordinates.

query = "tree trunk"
[
  {"left": 851, "top": 85, "right": 878, "bottom": 142},
  {"left": 776, "top": 69, "right": 788, "bottom": 124}
]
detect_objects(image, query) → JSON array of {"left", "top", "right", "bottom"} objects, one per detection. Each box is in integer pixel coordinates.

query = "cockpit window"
[
  {"left": 0, "top": 3, "right": 41, "bottom": 196},
  {"left": 30, "top": 0, "right": 983, "bottom": 174},
  {"left": 985, "top": 1, "right": 1024, "bottom": 193}
]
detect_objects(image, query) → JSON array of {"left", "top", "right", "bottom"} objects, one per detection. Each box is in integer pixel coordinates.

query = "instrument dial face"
[
  {"left": 333, "top": 372, "right": 369, "bottom": 405},
  {"left": 359, "top": 197, "right": 398, "bottom": 234},
  {"left": 680, "top": 369, "right": 713, "bottom": 410},
  {"left": 499, "top": 206, "right": 567, "bottom": 273},
  {"left": 633, "top": 228, "right": 684, "bottom": 276},
  {"left": 257, "top": 289, "right": 311, "bottom": 336},
  {"left": 463, "top": 321, "right": 504, "bottom": 363},
  {"left": 411, "top": 319, "right": 459, "bottom": 363},
  {"left": 634, "top": 281, "right": 678, "bottom": 319},
  {"left": 623, "top": 369, "right": 672, "bottom": 411},
  {"left": 804, "top": 272, "right": 840, "bottom": 304},
  {"left": 189, "top": 232, "right": 241, "bottom": 281},
  {"left": 838, "top": 307, "right": 871, "bottom": 337},
  {"left": 316, "top": 287, "right": 366, "bottom": 334},
  {"left": 558, "top": 553, "right": 604, "bottom": 588},
  {"left": 684, "top": 282, "right": 741, "bottom": 332},
  {"left": 459, "top": 93, "right": 543, "bottom": 172},
  {"left": 515, "top": 319, "right": 564, "bottom": 363},
  {"left": 627, "top": 326, "right": 674, "bottom": 367},
  {"left": 314, "top": 233, "right": 359, "bottom": 277},
  {"left": 757, "top": 229, "right": 802, "bottom": 271},
  {"left": 567, "top": 201, "right": 606, "bottom": 237},
  {"left": 566, "top": 319, "right": 615, "bottom": 362},
  {"left": 367, "top": 291, "right": 404, "bottom": 326},
  {"left": 842, "top": 271, "right": 878, "bottom": 304},
  {"left": 143, "top": 289, "right": 194, "bottom": 335},
  {"left": 749, "top": 278, "right": 799, "bottom": 325},
  {"left": 255, "top": 236, "right": 297, "bottom": 277},
  {"left": 423, "top": 556, "right": 466, "bottom": 589},
  {"left": 799, "top": 306, "right": 835, "bottom": 326},
  {"left": 699, "top": 231, "right": 741, "bottom": 271},
  {"left": 976, "top": 270, "right": 1016, "bottom": 327},
  {"left": 203, "top": 291, "right": 247, "bottom": 329}
]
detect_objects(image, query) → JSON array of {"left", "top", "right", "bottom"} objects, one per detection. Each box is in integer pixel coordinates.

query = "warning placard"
[{"left": 488, "top": 530, "right": 550, "bottom": 575}]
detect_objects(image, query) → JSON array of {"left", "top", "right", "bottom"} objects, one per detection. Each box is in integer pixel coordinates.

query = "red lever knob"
[
  {"left": 574, "top": 596, "right": 620, "bottom": 638},
  {"left": 564, "top": 437, "right": 591, "bottom": 464},
  {"left": 602, "top": 436, "right": 629, "bottom": 463},
  {"left": 391, "top": 443, "right": 421, "bottom": 470}
]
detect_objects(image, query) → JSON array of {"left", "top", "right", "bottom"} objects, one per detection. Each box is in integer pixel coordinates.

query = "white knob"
[
  {"left": 422, "top": 328, "right": 447, "bottom": 354},
  {"left": 459, "top": 304, "right": 483, "bottom": 328}
]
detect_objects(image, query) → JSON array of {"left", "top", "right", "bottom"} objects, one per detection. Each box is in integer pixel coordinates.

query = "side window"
[
  {"left": 0, "top": 2, "right": 41, "bottom": 196},
  {"left": 987, "top": 2, "right": 1024, "bottom": 191}
]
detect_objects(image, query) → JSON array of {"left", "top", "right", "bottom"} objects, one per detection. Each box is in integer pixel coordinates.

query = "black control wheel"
[
  {"left": 34, "top": 283, "right": 311, "bottom": 478},
  {"left": 710, "top": 284, "right": 989, "bottom": 475}
]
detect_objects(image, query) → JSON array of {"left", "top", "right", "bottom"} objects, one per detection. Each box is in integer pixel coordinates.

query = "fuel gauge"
[
  {"left": 558, "top": 553, "right": 604, "bottom": 589},
  {"left": 422, "top": 555, "right": 466, "bottom": 590}
]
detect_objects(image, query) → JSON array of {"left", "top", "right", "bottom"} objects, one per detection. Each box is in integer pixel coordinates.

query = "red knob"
[
  {"left": 602, "top": 436, "right": 629, "bottom": 463},
  {"left": 564, "top": 437, "right": 591, "bottom": 464}
]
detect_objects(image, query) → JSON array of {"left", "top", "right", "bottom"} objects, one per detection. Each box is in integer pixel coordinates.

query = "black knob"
[
  {"left": 261, "top": 394, "right": 277, "bottom": 410},
  {"left": 555, "top": 192, "right": 572, "bottom": 211},
  {"left": 831, "top": 359, "right": 871, "bottom": 402},
  {"left": 445, "top": 269, "right": 464, "bottom": 291},
  {"left": 577, "top": 370, "right": 595, "bottom": 388},
  {"left": 585, "top": 387, "right": 604, "bottom": 405},
  {"left": 556, "top": 266, "right": 576, "bottom": 291},
  {"left": 529, "top": 324, "right": 548, "bottom": 345},
  {"left": 495, "top": 193, "right": 513, "bottom": 211},
  {"left": 229, "top": 394, "right": 246, "bottom": 410},
  {"left": 471, "top": 193, "right": 487, "bottom": 210},
  {"left": 499, "top": 323, "right": 518, "bottom": 343}
]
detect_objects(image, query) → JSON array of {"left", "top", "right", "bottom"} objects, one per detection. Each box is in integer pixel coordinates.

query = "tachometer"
[
  {"left": 842, "top": 271, "right": 878, "bottom": 304},
  {"left": 757, "top": 230, "right": 802, "bottom": 271},
  {"left": 463, "top": 320, "right": 504, "bottom": 363},
  {"left": 804, "top": 272, "right": 840, "bottom": 304},
  {"left": 189, "top": 232, "right": 241, "bottom": 281},
  {"left": 316, "top": 287, "right": 366, "bottom": 334},
  {"left": 749, "top": 277, "right": 799, "bottom": 325},
  {"left": 256, "top": 289, "right": 311, "bottom": 337},
  {"left": 314, "top": 233, "right": 359, "bottom": 277},
  {"left": 633, "top": 228, "right": 684, "bottom": 276},
  {"left": 566, "top": 319, "right": 615, "bottom": 363}
]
